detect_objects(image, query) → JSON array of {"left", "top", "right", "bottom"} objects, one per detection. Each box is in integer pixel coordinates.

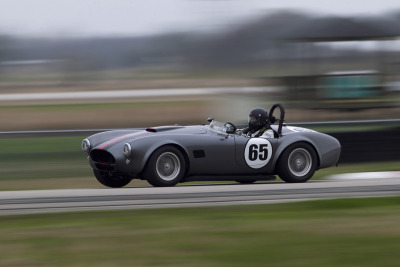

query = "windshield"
[{"left": 208, "top": 120, "right": 231, "bottom": 134}]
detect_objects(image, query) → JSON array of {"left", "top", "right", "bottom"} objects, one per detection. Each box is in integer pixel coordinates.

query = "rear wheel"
[
  {"left": 144, "top": 146, "right": 186, "bottom": 187},
  {"left": 277, "top": 143, "right": 317, "bottom": 183},
  {"left": 93, "top": 169, "right": 132, "bottom": 188}
]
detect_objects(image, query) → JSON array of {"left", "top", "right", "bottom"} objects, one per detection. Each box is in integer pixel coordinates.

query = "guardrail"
[{"left": 0, "top": 129, "right": 119, "bottom": 135}]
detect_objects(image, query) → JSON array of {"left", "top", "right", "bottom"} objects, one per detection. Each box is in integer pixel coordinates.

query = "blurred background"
[{"left": 0, "top": 0, "right": 399, "bottom": 188}]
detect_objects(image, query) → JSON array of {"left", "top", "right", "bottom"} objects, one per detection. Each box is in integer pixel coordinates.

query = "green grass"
[
  {"left": 0, "top": 100, "right": 205, "bottom": 112},
  {"left": 0, "top": 197, "right": 399, "bottom": 266},
  {"left": 0, "top": 67, "right": 189, "bottom": 83},
  {"left": 0, "top": 136, "right": 90, "bottom": 180},
  {"left": 0, "top": 135, "right": 151, "bottom": 190}
]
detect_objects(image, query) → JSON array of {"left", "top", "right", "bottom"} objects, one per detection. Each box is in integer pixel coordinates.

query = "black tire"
[
  {"left": 93, "top": 169, "right": 132, "bottom": 188},
  {"left": 143, "top": 146, "right": 186, "bottom": 187},
  {"left": 277, "top": 142, "right": 317, "bottom": 183}
]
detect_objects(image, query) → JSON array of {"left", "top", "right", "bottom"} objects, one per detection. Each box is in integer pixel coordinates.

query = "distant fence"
[{"left": 1, "top": 119, "right": 399, "bottom": 163}]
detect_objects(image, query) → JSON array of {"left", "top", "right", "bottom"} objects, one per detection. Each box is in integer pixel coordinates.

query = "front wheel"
[
  {"left": 277, "top": 143, "right": 317, "bottom": 183},
  {"left": 143, "top": 146, "right": 186, "bottom": 187},
  {"left": 93, "top": 169, "right": 132, "bottom": 188}
]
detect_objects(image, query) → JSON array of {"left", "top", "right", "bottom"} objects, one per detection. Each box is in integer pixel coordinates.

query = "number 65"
[{"left": 249, "top": 144, "right": 269, "bottom": 161}]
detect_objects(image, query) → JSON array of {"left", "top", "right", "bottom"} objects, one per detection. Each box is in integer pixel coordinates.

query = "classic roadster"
[{"left": 82, "top": 104, "right": 341, "bottom": 187}]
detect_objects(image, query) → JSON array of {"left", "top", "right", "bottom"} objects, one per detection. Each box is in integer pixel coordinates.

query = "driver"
[{"left": 241, "top": 108, "right": 274, "bottom": 138}]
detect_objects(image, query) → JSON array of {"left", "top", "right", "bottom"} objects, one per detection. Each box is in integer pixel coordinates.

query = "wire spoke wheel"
[
  {"left": 278, "top": 143, "right": 317, "bottom": 183},
  {"left": 288, "top": 148, "right": 312, "bottom": 177},
  {"left": 144, "top": 146, "right": 186, "bottom": 187},
  {"left": 156, "top": 152, "right": 181, "bottom": 181}
]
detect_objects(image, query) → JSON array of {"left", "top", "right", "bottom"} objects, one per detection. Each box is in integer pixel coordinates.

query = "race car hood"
[
  {"left": 89, "top": 125, "right": 207, "bottom": 151},
  {"left": 145, "top": 125, "right": 207, "bottom": 135}
]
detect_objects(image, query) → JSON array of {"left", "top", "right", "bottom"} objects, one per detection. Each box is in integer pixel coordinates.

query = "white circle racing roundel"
[{"left": 244, "top": 138, "right": 273, "bottom": 169}]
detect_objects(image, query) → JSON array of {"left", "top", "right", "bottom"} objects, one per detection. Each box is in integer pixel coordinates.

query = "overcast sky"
[{"left": 0, "top": 0, "right": 399, "bottom": 37}]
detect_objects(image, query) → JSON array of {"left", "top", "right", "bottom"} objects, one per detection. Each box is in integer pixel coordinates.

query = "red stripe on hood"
[{"left": 97, "top": 131, "right": 146, "bottom": 150}]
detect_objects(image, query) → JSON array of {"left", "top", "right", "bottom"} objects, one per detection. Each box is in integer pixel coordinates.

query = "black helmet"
[{"left": 248, "top": 108, "right": 268, "bottom": 131}]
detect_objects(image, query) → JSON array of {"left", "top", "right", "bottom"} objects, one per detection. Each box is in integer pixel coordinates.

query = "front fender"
[
  {"left": 86, "top": 130, "right": 143, "bottom": 151},
  {"left": 144, "top": 139, "right": 190, "bottom": 167},
  {"left": 129, "top": 136, "right": 190, "bottom": 175}
]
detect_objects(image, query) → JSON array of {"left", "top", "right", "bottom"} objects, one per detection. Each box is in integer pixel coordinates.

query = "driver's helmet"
[{"left": 248, "top": 108, "right": 268, "bottom": 131}]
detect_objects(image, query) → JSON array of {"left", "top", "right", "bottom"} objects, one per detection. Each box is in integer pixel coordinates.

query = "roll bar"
[{"left": 269, "top": 103, "right": 285, "bottom": 137}]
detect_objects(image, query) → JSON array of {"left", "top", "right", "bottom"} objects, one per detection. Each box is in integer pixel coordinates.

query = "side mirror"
[{"left": 207, "top": 117, "right": 214, "bottom": 123}]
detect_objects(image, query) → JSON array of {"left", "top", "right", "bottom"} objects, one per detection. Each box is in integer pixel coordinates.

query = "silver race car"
[{"left": 82, "top": 104, "right": 341, "bottom": 187}]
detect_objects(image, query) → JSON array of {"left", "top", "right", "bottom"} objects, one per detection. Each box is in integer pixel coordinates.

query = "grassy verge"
[
  {"left": 0, "top": 135, "right": 155, "bottom": 190},
  {"left": 0, "top": 197, "right": 399, "bottom": 266},
  {"left": 0, "top": 100, "right": 206, "bottom": 111},
  {"left": 0, "top": 136, "right": 90, "bottom": 179},
  {"left": 0, "top": 99, "right": 213, "bottom": 131}
]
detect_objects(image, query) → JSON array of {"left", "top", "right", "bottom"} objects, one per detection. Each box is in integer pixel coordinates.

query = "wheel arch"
[
  {"left": 273, "top": 140, "right": 321, "bottom": 172},
  {"left": 140, "top": 141, "right": 191, "bottom": 178}
]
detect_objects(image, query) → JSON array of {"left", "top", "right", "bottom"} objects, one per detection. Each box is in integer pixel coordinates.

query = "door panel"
[
  {"left": 187, "top": 131, "right": 236, "bottom": 175},
  {"left": 234, "top": 135, "right": 279, "bottom": 173}
]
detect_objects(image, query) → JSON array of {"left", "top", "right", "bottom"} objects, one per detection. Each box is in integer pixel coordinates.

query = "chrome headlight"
[
  {"left": 81, "top": 139, "right": 91, "bottom": 152},
  {"left": 123, "top": 143, "right": 132, "bottom": 157}
]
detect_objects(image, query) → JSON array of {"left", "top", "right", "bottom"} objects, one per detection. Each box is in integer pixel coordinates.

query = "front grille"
[
  {"left": 95, "top": 163, "right": 115, "bottom": 172},
  {"left": 90, "top": 149, "right": 116, "bottom": 171},
  {"left": 90, "top": 149, "right": 116, "bottom": 164}
]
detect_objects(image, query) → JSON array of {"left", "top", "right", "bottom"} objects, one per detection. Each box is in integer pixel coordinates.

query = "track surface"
[{"left": 1, "top": 178, "right": 400, "bottom": 216}]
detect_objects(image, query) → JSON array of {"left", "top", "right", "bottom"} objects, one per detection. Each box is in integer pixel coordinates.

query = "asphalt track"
[{"left": 1, "top": 178, "right": 400, "bottom": 216}]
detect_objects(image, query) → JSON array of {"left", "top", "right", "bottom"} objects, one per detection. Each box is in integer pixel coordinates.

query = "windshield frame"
[{"left": 207, "top": 120, "right": 233, "bottom": 134}]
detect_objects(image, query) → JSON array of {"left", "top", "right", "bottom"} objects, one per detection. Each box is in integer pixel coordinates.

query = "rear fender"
[{"left": 272, "top": 137, "right": 321, "bottom": 170}]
